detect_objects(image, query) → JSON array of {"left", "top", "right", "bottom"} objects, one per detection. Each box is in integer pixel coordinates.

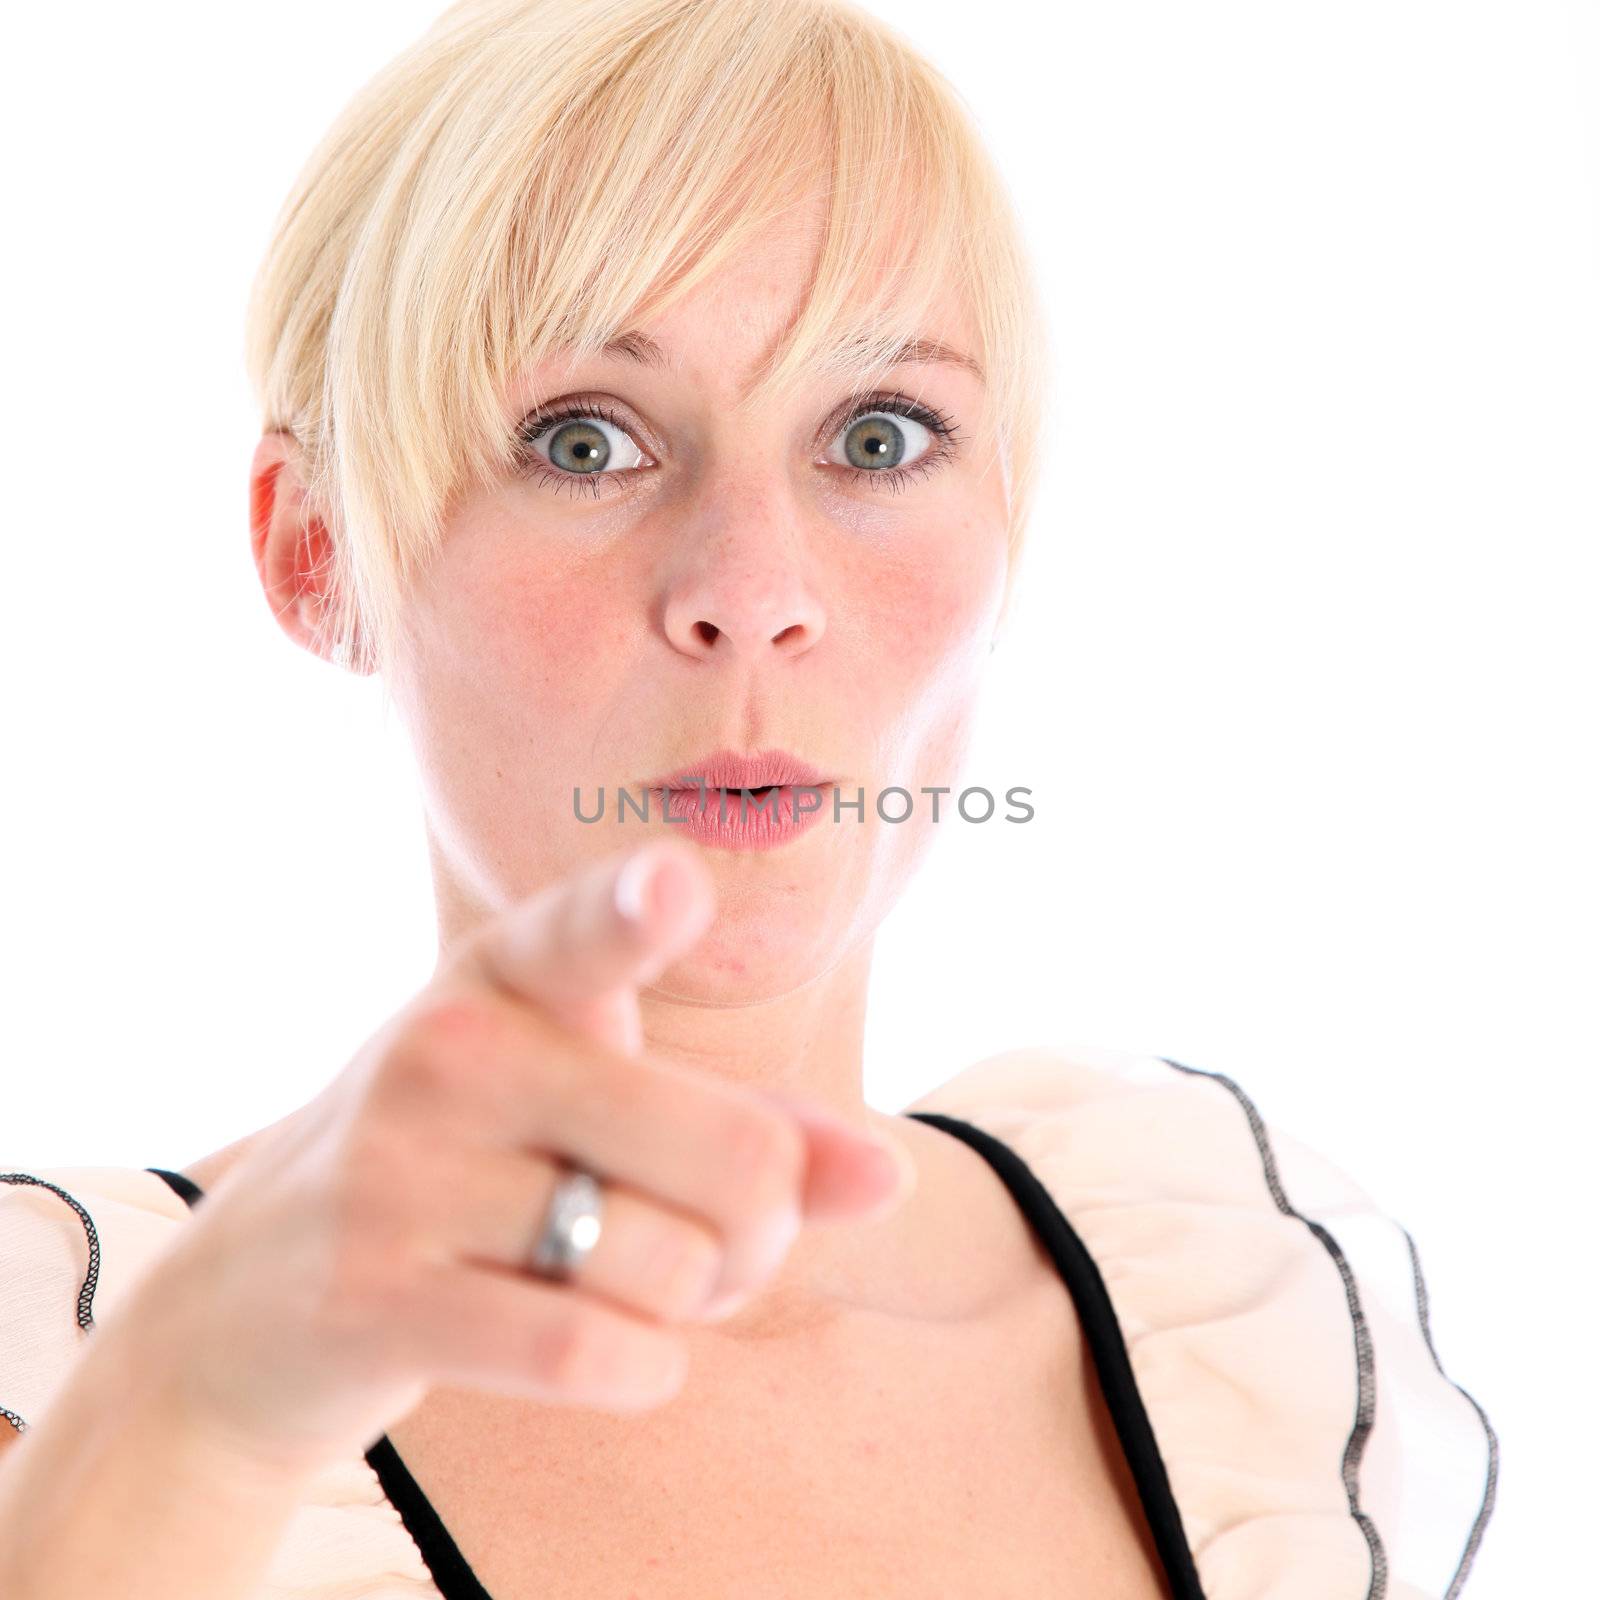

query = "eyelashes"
[{"left": 511, "top": 392, "right": 965, "bottom": 501}]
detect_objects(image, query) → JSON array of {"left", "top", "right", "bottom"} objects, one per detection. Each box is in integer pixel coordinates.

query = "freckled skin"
[
  {"left": 235, "top": 169, "right": 1173, "bottom": 1600},
  {"left": 245, "top": 184, "right": 1013, "bottom": 1317},
  {"left": 385, "top": 188, "right": 1009, "bottom": 1010}
]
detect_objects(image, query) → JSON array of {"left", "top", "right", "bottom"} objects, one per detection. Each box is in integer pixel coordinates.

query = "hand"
[{"left": 107, "top": 839, "right": 914, "bottom": 1480}]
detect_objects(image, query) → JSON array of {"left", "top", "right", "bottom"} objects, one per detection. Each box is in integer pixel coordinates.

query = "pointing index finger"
[{"left": 451, "top": 840, "right": 715, "bottom": 1034}]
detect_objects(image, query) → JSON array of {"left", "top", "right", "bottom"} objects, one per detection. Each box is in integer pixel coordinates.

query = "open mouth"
[
  {"left": 659, "top": 781, "right": 809, "bottom": 803},
  {"left": 646, "top": 779, "right": 834, "bottom": 850}
]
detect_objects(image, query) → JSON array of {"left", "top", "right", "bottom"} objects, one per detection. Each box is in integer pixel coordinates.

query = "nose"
[{"left": 660, "top": 518, "right": 827, "bottom": 662}]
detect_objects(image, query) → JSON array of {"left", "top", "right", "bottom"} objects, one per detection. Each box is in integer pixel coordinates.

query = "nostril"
[{"left": 693, "top": 620, "right": 719, "bottom": 646}]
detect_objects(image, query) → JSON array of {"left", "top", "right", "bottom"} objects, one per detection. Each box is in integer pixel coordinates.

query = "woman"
[{"left": 0, "top": 1, "right": 1495, "bottom": 1596}]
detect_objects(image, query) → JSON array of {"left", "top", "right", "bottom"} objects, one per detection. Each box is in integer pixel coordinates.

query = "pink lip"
[
  {"left": 643, "top": 747, "right": 829, "bottom": 791},
  {"left": 639, "top": 747, "right": 835, "bottom": 851}
]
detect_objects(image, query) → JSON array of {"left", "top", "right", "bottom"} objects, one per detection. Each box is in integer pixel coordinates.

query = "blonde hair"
[{"left": 244, "top": 0, "right": 1052, "bottom": 691}]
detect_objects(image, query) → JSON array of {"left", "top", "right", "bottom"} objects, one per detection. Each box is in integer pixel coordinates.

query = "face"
[{"left": 369, "top": 193, "right": 1006, "bottom": 998}]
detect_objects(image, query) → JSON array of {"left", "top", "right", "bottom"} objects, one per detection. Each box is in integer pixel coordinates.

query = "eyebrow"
[{"left": 598, "top": 329, "right": 985, "bottom": 385}]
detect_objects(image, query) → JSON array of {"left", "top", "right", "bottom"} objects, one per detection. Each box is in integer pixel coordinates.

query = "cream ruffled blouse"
[{"left": 1, "top": 1042, "right": 1497, "bottom": 1598}]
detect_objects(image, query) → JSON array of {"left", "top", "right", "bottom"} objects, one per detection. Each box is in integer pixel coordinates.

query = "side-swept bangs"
[{"left": 245, "top": 0, "right": 1051, "bottom": 686}]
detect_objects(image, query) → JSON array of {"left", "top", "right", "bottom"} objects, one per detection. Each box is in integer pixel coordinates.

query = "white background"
[{"left": 3, "top": 2, "right": 1593, "bottom": 1590}]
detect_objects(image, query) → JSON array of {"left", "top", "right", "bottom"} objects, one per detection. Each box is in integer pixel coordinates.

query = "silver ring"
[{"left": 528, "top": 1164, "right": 605, "bottom": 1282}]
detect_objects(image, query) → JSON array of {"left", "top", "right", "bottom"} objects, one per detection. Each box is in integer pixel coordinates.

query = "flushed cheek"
[
  {"left": 437, "top": 563, "right": 631, "bottom": 720},
  {"left": 854, "top": 533, "right": 999, "bottom": 781},
  {"left": 863, "top": 544, "right": 997, "bottom": 689}
]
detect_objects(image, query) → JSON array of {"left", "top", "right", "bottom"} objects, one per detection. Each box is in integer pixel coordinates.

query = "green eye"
[
  {"left": 513, "top": 392, "right": 962, "bottom": 500},
  {"left": 516, "top": 401, "right": 647, "bottom": 494},
  {"left": 824, "top": 395, "right": 962, "bottom": 494}
]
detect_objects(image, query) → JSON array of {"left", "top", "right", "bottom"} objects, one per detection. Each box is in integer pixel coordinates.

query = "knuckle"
[
  {"left": 376, "top": 993, "right": 517, "bottom": 1117},
  {"left": 380, "top": 1031, "right": 454, "bottom": 1103},
  {"left": 543, "top": 1049, "right": 612, "bottom": 1124},
  {"left": 407, "top": 993, "right": 504, "bottom": 1054},
  {"left": 329, "top": 1123, "right": 424, "bottom": 1258}
]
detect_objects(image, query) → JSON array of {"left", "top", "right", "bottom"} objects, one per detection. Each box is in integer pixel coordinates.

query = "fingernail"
[
  {"left": 752, "top": 1205, "right": 802, "bottom": 1276},
  {"left": 699, "top": 1285, "right": 753, "bottom": 1322},
  {"left": 698, "top": 1207, "right": 798, "bottom": 1323},
  {"left": 613, "top": 849, "right": 655, "bottom": 924},
  {"left": 615, "top": 844, "right": 702, "bottom": 933}
]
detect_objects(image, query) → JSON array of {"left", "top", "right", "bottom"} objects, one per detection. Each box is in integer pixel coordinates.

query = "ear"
[{"left": 248, "top": 430, "right": 375, "bottom": 674}]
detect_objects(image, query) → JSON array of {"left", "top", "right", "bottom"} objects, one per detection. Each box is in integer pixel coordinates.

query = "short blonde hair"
[{"left": 244, "top": 0, "right": 1052, "bottom": 688}]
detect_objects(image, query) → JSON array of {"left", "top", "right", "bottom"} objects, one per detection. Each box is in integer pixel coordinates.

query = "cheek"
[
  {"left": 467, "top": 544, "right": 617, "bottom": 662},
  {"left": 866, "top": 517, "right": 1002, "bottom": 677},
  {"left": 434, "top": 549, "right": 629, "bottom": 711},
  {"left": 502, "top": 585, "right": 613, "bottom": 694}
]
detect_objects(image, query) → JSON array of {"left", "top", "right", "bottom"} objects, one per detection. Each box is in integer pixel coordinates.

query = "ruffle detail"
[
  {"left": 904, "top": 1042, "right": 1498, "bottom": 1599},
  {"left": 1, "top": 1163, "right": 443, "bottom": 1598},
  {"left": 5, "top": 1043, "right": 1499, "bottom": 1600}
]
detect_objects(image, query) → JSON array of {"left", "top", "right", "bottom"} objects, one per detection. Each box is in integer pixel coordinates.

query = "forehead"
[
  {"left": 512, "top": 184, "right": 984, "bottom": 403},
  {"left": 654, "top": 191, "right": 979, "bottom": 362}
]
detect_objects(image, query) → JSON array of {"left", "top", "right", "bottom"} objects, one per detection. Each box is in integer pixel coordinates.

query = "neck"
[{"left": 634, "top": 943, "right": 876, "bottom": 1128}]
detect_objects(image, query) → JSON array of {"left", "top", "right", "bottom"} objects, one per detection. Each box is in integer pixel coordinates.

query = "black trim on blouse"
[
  {"left": 147, "top": 1114, "right": 1199, "bottom": 1600},
  {"left": 905, "top": 1113, "right": 1205, "bottom": 1600}
]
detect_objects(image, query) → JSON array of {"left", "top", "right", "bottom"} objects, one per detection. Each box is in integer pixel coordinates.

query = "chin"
[{"left": 647, "top": 921, "right": 860, "bottom": 1004}]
